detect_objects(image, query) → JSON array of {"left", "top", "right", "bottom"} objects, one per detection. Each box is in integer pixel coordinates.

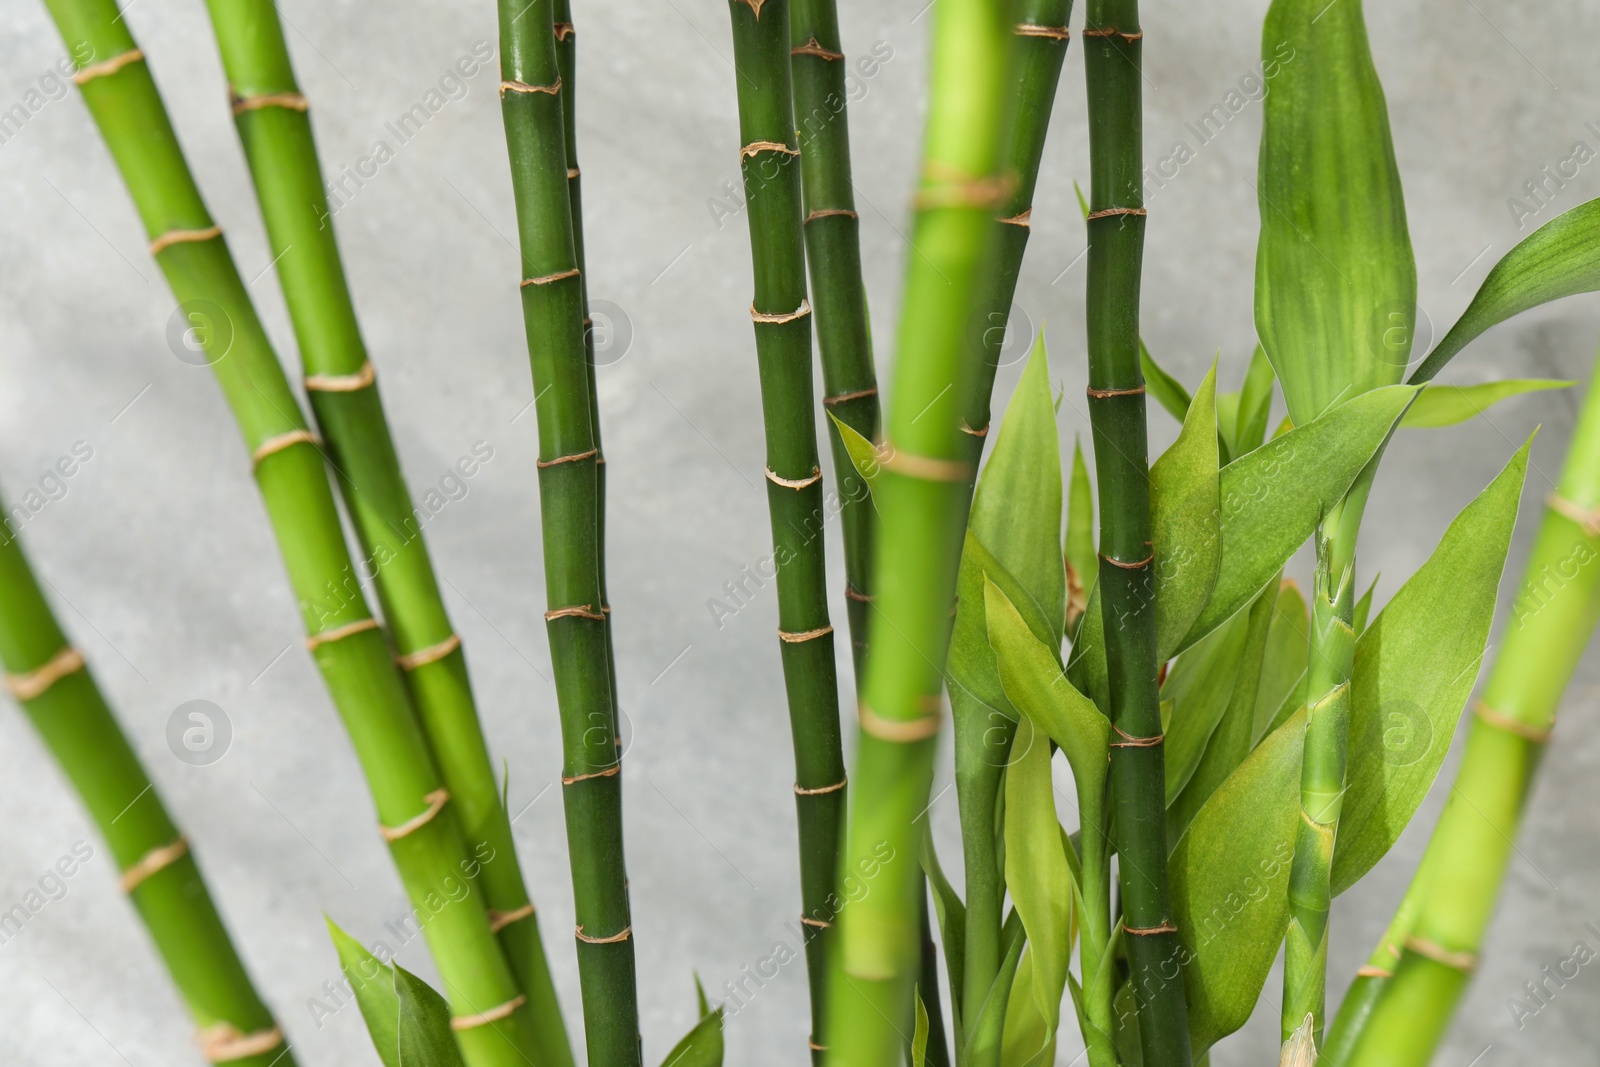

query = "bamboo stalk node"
[
  {"left": 1086, "top": 383, "right": 1146, "bottom": 397},
  {"left": 823, "top": 386, "right": 877, "bottom": 406},
  {"left": 809, "top": 1038, "right": 828, "bottom": 1052},
  {"left": 1016, "top": 24, "right": 1071, "bottom": 39},
  {"left": 574, "top": 923, "right": 632, "bottom": 944},
  {"left": 252, "top": 428, "right": 323, "bottom": 468},
  {"left": 732, "top": 0, "right": 768, "bottom": 21},
  {"left": 858, "top": 702, "right": 941, "bottom": 743},
  {"left": 1546, "top": 491, "right": 1600, "bottom": 537},
  {"left": 1100, "top": 551, "right": 1154, "bottom": 571},
  {"left": 1405, "top": 935, "right": 1478, "bottom": 973},
  {"left": 567, "top": 167, "right": 581, "bottom": 179},
  {"left": 501, "top": 76, "right": 562, "bottom": 96},
  {"left": 1354, "top": 965, "right": 1392, "bottom": 979},
  {"left": 72, "top": 49, "right": 144, "bottom": 85},
  {"left": 230, "top": 91, "right": 309, "bottom": 116},
  {"left": 844, "top": 585, "right": 874, "bottom": 603},
  {"left": 794, "top": 777, "right": 846, "bottom": 795},
  {"left": 379, "top": 788, "right": 451, "bottom": 842},
  {"left": 914, "top": 162, "right": 1014, "bottom": 211},
  {"left": 304, "top": 616, "right": 380, "bottom": 651},
  {"left": 553, "top": 21, "right": 575, "bottom": 39},
  {"left": 1124, "top": 920, "right": 1178, "bottom": 936},
  {"left": 545, "top": 605, "right": 606, "bottom": 621},
  {"left": 488, "top": 902, "right": 537, "bottom": 933},
  {"left": 120, "top": 836, "right": 189, "bottom": 893},
  {"left": 750, "top": 300, "right": 812, "bottom": 324},
  {"left": 521, "top": 266, "right": 581, "bottom": 288},
  {"left": 959, "top": 420, "right": 990, "bottom": 437},
  {"left": 779, "top": 625, "right": 833, "bottom": 643},
  {"left": 149, "top": 225, "right": 223, "bottom": 256},
  {"left": 450, "top": 993, "right": 527, "bottom": 1031},
  {"left": 741, "top": 139, "right": 800, "bottom": 160},
  {"left": 1081, "top": 26, "right": 1144, "bottom": 42},
  {"left": 4, "top": 645, "right": 86, "bottom": 700},
  {"left": 998, "top": 209, "right": 1032, "bottom": 228},
  {"left": 304, "top": 361, "right": 376, "bottom": 393},
  {"left": 1110, "top": 724, "right": 1163, "bottom": 748},
  {"left": 1086, "top": 206, "right": 1147, "bottom": 220},
  {"left": 562, "top": 763, "right": 621, "bottom": 785},
  {"left": 800, "top": 914, "right": 833, "bottom": 929},
  {"left": 536, "top": 448, "right": 599, "bottom": 469},
  {"left": 396, "top": 633, "right": 462, "bottom": 671},
  {"left": 196, "top": 1024, "right": 285, "bottom": 1063},
  {"left": 879, "top": 444, "right": 973, "bottom": 483},
  {"left": 805, "top": 208, "right": 858, "bottom": 224},
  {"left": 766, "top": 466, "right": 822, "bottom": 490},
  {"left": 1474, "top": 699, "right": 1552, "bottom": 744},
  {"left": 792, "top": 37, "right": 845, "bottom": 61}
]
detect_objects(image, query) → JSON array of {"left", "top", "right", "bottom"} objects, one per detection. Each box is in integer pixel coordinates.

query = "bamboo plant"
[
  {"left": 0, "top": 508, "right": 294, "bottom": 1067},
  {"left": 193, "top": 5, "right": 572, "bottom": 1062}
]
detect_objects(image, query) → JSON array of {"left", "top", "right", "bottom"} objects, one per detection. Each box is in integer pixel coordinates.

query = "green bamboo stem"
[
  {"left": 45, "top": 5, "right": 541, "bottom": 1064},
  {"left": 196, "top": 8, "right": 571, "bottom": 1061},
  {"left": 788, "top": 0, "right": 878, "bottom": 681},
  {"left": 0, "top": 515, "right": 293, "bottom": 1067},
  {"left": 821, "top": 0, "right": 1013, "bottom": 1061},
  {"left": 1342, "top": 358, "right": 1600, "bottom": 1065},
  {"left": 493, "top": 2, "right": 639, "bottom": 1064},
  {"left": 1082, "top": 2, "right": 1190, "bottom": 1063},
  {"left": 725, "top": 5, "right": 847, "bottom": 1060},
  {"left": 950, "top": 0, "right": 1074, "bottom": 1026}
]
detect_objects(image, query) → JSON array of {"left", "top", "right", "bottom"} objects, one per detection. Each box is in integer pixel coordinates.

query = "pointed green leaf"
[
  {"left": 951, "top": 532, "right": 1057, "bottom": 719},
  {"left": 1178, "top": 384, "right": 1416, "bottom": 652},
  {"left": 913, "top": 991, "right": 930, "bottom": 1067},
  {"left": 1413, "top": 197, "right": 1600, "bottom": 384},
  {"left": 1162, "top": 614, "right": 1250, "bottom": 806},
  {"left": 1252, "top": 580, "right": 1310, "bottom": 744},
  {"left": 327, "top": 918, "right": 400, "bottom": 1067},
  {"left": 1171, "top": 710, "right": 1305, "bottom": 1055},
  {"left": 1003, "top": 713, "right": 1072, "bottom": 1043},
  {"left": 1352, "top": 573, "right": 1378, "bottom": 636},
  {"left": 972, "top": 333, "right": 1065, "bottom": 644},
  {"left": 1215, "top": 390, "right": 1242, "bottom": 465},
  {"left": 1234, "top": 345, "right": 1276, "bottom": 456},
  {"left": 1400, "top": 378, "right": 1573, "bottom": 429},
  {"left": 660, "top": 980, "right": 725, "bottom": 1067},
  {"left": 1001, "top": 947, "right": 1059, "bottom": 1067},
  {"left": 1141, "top": 340, "right": 1193, "bottom": 423},
  {"left": 1065, "top": 439, "right": 1096, "bottom": 632},
  {"left": 828, "top": 411, "right": 883, "bottom": 498},
  {"left": 1331, "top": 438, "right": 1531, "bottom": 895},
  {"left": 1150, "top": 363, "right": 1222, "bottom": 657},
  {"left": 393, "top": 965, "right": 466, "bottom": 1067},
  {"left": 921, "top": 825, "right": 967, "bottom": 1024},
  {"left": 1256, "top": 0, "right": 1416, "bottom": 425}
]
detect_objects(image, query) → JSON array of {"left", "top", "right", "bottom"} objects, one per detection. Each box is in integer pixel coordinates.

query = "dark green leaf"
[
  {"left": 394, "top": 965, "right": 466, "bottom": 1067},
  {"left": 1065, "top": 439, "right": 1096, "bottom": 633},
  {"left": 326, "top": 918, "right": 400, "bottom": 1067},
  {"left": 921, "top": 825, "right": 967, "bottom": 1024},
  {"left": 1234, "top": 345, "right": 1276, "bottom": 455},
  {"left": 827, "top": 412, "right": 883, "bottom": 499},
  {"left": 1400, "top": 379, "right": 1573, "bottom": 429},
  {"left": 1150, "top": 362, "right": 1222, "bottom": 658},
  {"left": 1252, "top": 580, "right": 1310, "bottom": 744},
  {"left": 660, "top": 979, "right": 724, "bottom": 1067},
  {"left": 1141, "top": 340, "right": 1193, "bottom": 423},
  {"left": 1161, "top": 614, "right": 1249, "bottom": 806}
]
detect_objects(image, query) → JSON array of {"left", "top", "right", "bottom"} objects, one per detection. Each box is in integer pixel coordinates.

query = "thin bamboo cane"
[
  {"left": 492, "top": 2, "right": 639, "bottom": 1064},
  {"left": 43, "top": 5, "right": 539, "bottom": 1064},
  {"left": 1340, "top": 356, "right": 1600, "bottom": 1065},
  {"left": 0, "top": 515, "right": 294, "bottom": 1067},
  {"left": 821, "top": 0, "right": 1013, "bottom": 1061},
  {"left": 951, "top": 0, "right": 1074, "bottom": 1025},
  {"left": 1081, "top": 1, "right": 1191, "bottom": 1063},
  {"left": 725, "top": 5, "right": 848, "bottom": 1061},
  {"left": 196, "top": 9, "right": 572, "bottom": 1061},
  {"left": 788, "top": 0, "right": 879, "bottom": 681}
]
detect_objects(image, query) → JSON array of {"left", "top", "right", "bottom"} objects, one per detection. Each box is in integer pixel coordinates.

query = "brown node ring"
[
  {"left": 1110, "top": 724, "right": 1163, "bottom": 748},
  {"left": 537, "top": 448, "right": 599, "bottom": 469},
  {"left": 1016, "top": 24, "right": 1071, "bottom": 39},
  {"left": 1086, "top": 206, "right": 1148, "bottom": 220},
  {"left": 824, "top": 386, "right": 877, "bottom": 406},
  {"left": 252, "top": 428, "right": 322, "bottom": 468},
  {"left": 1100, "top": 551, "right": 1154, "bottom": 571},
  {"left": 521, "top": 267, "right": 581, "bottom": 288},
  {"left": 451, "top": 994, "right": 526, "bottom": 1031},
  {"left": 805, "top": 208, "right": 858, "bottom": 224},
  {"left": 380, "top": 788, "right": 450, "bottom": 842},
  {"left": 741, "top": 139, "right": 800, "bottom": 160},
  {"left": 1082, "top": 26, "right": 1144, "bottom": 41},
  {"left": 231, "top": 91, "right": 309, "bottom": 116},
  {"left": 575, "top": 924, "right": 632, "bottom": 944},
  {"left": 844, "top": 586, "right": 874, "bottom": 603},
  {"left": 489, "top": 903, "right": 537, "bottom": 933},
  {"left": 751, "top": 300, "right": 811, "bottom": 325},
  {"left": 5, "top": 646, "right": 86, "bottom": 701},
  {"left": 766, "top": 466, "right": 822, "bottom": 490},
  {"left": 501, "top": 76, "right": 561, "bottom": 95},
  {"left": 1086, "top": 384, "right": 1146, "bottom": 398},
  {"left": 1546, "top": 492, "right": 1600, "bottom": 537},
  {"left": 879, "top": 446, "right": 972, "bottom": 483},
  {"left": 396, "top": 633, "right": 461, "bottom": 671},
  {"left": 1125, "top": 920, "right": 1178, "bottom": 936},
  {"left": 779, "top": 625, "right": 833, "bottom": 644},
  {"left": 794, "top": 777, "right": 846, "bottom": 796},
  {"left": 553, "top": 21, "right": 575, "bottom": 39},
  {"left": 73, "top": 49, "right": 144, "bottom": 85},
  {"left": 150, "top": 225, "right": 223, "bottom": 256},
  {"left": 545, "top": 605, "right": 606, "bottom": 622},
  {"left": 196, "top": 1024, "right": 285, "bottom": 1064},
  {"left": 563, "top": 764, "right": 621, "bottom": 785},
  {"left": 960, "top": 421, "right": 990, "bottom": 437},
  {"left": 859, "top": 702, "right": 941, "bottom": 743},
  {"left": 304, "top": 361, "right": 376, "bottom": 393},
  {"left": 121, "top": 837, "right": 189, "bottom": 893},
  {"left": 792, "top": 37, "right": 845, "bottom": 60},
  {"left": 305, "top": 617, "right": 380, "bottom": 652},
  {"left": 800, "top": 915, "right": 832, "bottom": 929},
  {"left": 1474, "top": 700, "right": 1552, "bottom": 744},
  {"left": 1405, "top": 935, "right": 1477, "bottom": 973},
  {"left": 998, "top": 209, "right": 1032, "bottom": 228}
]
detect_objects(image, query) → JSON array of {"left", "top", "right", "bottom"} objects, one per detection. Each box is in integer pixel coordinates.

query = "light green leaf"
[
  {"left": 1353, "top": 573, "right": 1378, "bottom": 636},
  {"left": 1252, "top": 580, "right": 1309, "bottom": 745},
  {"left": 394, "top": 966, "right": 466, "bottom": 1067},
  {"left": 1162, "top": 614, "right": 1249, "bottom": 806},
  {"left": 972, "top": 332, "right": 1065, "bottom": 644},
  {"left": 1150, "top": 362, "right": 1222, "bottom": 657},
  {"left": 1400, "top": 379, "right": 1573, "bottom": 429},
  {"left": 1215, "top": 391, "right": 1241, "bottom": 465},
  {"left": 1256, "top": 0, "right": 1416, "bottom": 426},
  {"left": 659, "top": 978, "right": 724, "bottom": 1067},
  {"left": 920, "top": 825, "right": 966, "bottom": 1027},
  {"left": 913, "top": 991, "right": 930, "bottom": 1067},
  {"left": 1003, "top": 713, "right": 1072, "bottom": 1043},
  {"left": 1001, "top": 947, "right": 1059, "bottom": 1067},
  {"left": 1171, "top": 710, "right": 1305, "bottom": 1055},
  {"left": 950, "top": 532, "right": 1057, "bottom": 720},
  {"left": 1141, "top": 340, "right": 1193, "bottom": 423},
  {"left": 827, "top": 411, "right": 883, "bottom": 498},
  {"left": 1074, "top": 180, "right": 1090, "bottom": 221},
  {"left": 1413, "top": 197, "right": 1600, "bottom": 383},
  {"left": 1234, "top": 344, "right": 1276, "bottom": 456},
  {"left": 1065, "top": 439, "right": 1096, "bottom": 633},
  {"left": 327, "top": 918, "right": 400, "bottom": 1067},
  {"left": 1177, "top": 385, "right": 1415, "bottom": 652},
  {"left": 1331, "top": 437, "right": 1531, "bottom": 895}
]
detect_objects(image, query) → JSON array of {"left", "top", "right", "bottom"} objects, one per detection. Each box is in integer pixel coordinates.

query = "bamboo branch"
[
  {"left": 1081, "top": 1, "right": 1191, "bottom": 1063},
  {"left": 492, "top": 1, "right": 640, "bottom": 1063},
  {"left": 197, "top": 7, "right": 572, "bottom": 1061},
  {"left": 0, "top": 514, "right": 294, "bottom": 1067}
]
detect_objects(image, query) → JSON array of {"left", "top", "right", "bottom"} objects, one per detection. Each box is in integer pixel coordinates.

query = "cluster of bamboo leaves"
[{"left": 9, "top": 0, "right": 1600, "bottom": 1065}]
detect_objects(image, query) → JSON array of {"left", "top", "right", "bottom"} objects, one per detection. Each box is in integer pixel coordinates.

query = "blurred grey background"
[{"left": 1, "top": 0, "right": 1598, "bottom": 1063}]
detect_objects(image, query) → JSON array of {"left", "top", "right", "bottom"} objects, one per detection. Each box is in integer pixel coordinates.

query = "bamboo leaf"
[
  {"left": 827, "top": 411, "right": 883, "bottom": 498},
  {"left": 972, "top": 332, "right": 1066, "bottom": 645},
  {"left": 1399, "top": 379, "right": 1573, "bottom": 429},
  {"left": 1331, "top": 438, "right": 1531, "bottom": 895},
  {"left": 921, "top": 825, "right": 967, "bottom": 1025},
  {"left": 951, "top": 532, "right": 1058, "bottom": 720},
  {"left": 1001, "top": 947, "right": 1059, "bottom": 1067},
  {"left": 1234, "top": 345, "right": 1276, "bottom": 456},
  {"left": 1216, "top": 391, "right": 1242, "bottom": 464},
  {"left": 1162, "top": 615, "right": 1249, "bottom": 806},
  {"left": 1412, "top": 197, "right": 1600, "bottom": 384},
  {"left": 1141, "top": 340, "right": 1193, "bottom": 423},
  {"left": 1003, "top": 713, "right": 1072, "bottom": 1043},
  {"left": 1065, "top": 439, "right": 1096, "bottom": 634},
  {"left": 393, "top": 965, "right": 466, "bottom": 1067},
  {"left": 1256, "top": 0, "right": 1416, "bottom": 426},
  {"left": 1150, "top": 362, "right": 1222, "bottom": 657},
  {"left": 1352, "top": 573, "right": 1378, "bottom": 636},
  {"left": 659, "top": 978, "right": 724, "bottom": 1067},
  {"left": 1170, "top": 710, "right": 1305, "bottom": 1055},
  {"left": 913, "top": 991, "right": 930, "bottom": 1067},
  {"left": 1177, "top": 384, "right": 1416, "bottom": 653},
  {"left": 1252, "top": 580, "right": 1310, "bottom": 745},
  {"left": 327, "top": 919, "right": 400, "bottom": 1067}
]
